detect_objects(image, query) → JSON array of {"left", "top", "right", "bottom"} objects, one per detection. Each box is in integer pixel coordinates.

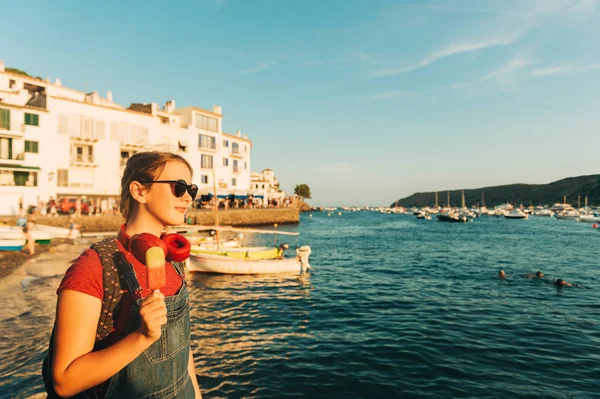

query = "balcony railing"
[{"left": 0, "top": 152, "right": 25, "bottom": 162}]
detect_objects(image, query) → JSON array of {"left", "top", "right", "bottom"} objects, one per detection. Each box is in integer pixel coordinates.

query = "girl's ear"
[{"left": 130, "top": 181, "right": 148, "bottom": 204}]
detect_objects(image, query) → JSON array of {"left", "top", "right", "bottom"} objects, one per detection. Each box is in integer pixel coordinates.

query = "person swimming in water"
[
  {"left": 498, "top": 269, "right": 506, "bottom": 278},
  {"left": 553, "top": 278, "right": 572, "bottom": 287},
  {"left": 524, "top": 269, "right": 544, "bottom": 279}
]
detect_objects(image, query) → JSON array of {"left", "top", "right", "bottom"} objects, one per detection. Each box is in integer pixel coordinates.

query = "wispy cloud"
[
  {"left": 481, "top": 55, "right": 533, "bottom": 83},
  {"left": 567, "top": 0, "right": 600, "bottom": 14},
  {"left": 371, "top": 34, "right": 520, "bottom": 78},
  {"left": 398, "top": 3, "right": 528, "bottom": 14},
  {"left": 236, "top": 62, "right": 270, "bottom": 75},
  {"left": 211, "top": 0, "right": 227, "bottom": 11},
  {"left": 531, "top": 63, "right": 600, "bottom": 76},
  {"left": 354, "top": 90, "right": 435, "bottom": 102}
]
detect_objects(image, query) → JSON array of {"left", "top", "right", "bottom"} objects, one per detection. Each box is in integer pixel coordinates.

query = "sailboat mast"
[
  {"left": 212, "top": 169, "right": 220, "bottom": 246},
  {"left": 435, "top": 192, "right": 438, "bottom": 207},
  {"left": 578, "top": 195, "right": 581, "bottom": 210},
  {"left": 482, "top": 191, "right": 485, "bottom": 208},
  {"left": 447, "top": 191, "right": 450, "bottom": 208},
  {"left": 461, "top": 190, "right": 465, "bottom": 209}
]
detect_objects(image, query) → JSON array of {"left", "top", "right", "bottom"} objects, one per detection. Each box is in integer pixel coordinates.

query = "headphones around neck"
[{"left": 129, "top": 232, "right": 191, "bottom": 264}]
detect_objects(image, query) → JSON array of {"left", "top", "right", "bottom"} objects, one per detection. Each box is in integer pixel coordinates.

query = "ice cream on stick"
[{"left": 146, "top": 246, "right": 166, "bottom": 292}]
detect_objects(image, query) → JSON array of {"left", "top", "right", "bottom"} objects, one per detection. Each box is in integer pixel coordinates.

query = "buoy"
[
  {"left": 309, "top": 214, "right": 313, "bottom": 218},
  {"left": 338, "top": 212, "right": 342, "bottom": 216},
  {"left": 593, "top": 224, "right": 598, "bottom": 229}
]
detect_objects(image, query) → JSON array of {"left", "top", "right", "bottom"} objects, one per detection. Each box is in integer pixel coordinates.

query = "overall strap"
[
  {"left": 171, "top": 260, "right": 186, "bottom": 277},
  {"left": 90, "top": 238, "right": 141, "bottom": 341}
]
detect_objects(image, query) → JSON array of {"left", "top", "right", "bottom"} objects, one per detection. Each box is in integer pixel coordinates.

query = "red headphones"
[{"left": 129, "top": 232, "right": 191, "bottom": 264}]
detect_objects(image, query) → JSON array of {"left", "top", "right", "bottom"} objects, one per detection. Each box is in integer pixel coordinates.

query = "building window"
[
  {"left": 201, "top": 154, "right": 213, "bottom": 169},
  {"left": 223, "top": 158, "right": 229, "bottom": 167},
  {"left": 194, "top": 114, "right": 218, "bottom": 132},
  {"left": 14, "top": 171, "right": 37, "bottom": 187},
  {"left": 233, "top": 160, "right": 238, "bottom": 173},
  {"left": 24, "top": 113, "right": 39, "bottom": 126},
  {"left": 245, "top": 145, "right": 248, "bottom": 153},
  {"left": 57, "top": 169, "right": 69, "bottom": 187},
  {"left": 201, "top": 175, "right": 209, "bottom": 184},
  {"left": 232, "top": 142, "right": 239, "bottom": 154},
  {"left": 72, "top": 144, "right": 94, "bottom": 163},
  {"left": 245, "top": 162, "right": 247, "bottom": 170},
  {"left": 120, "top": 150, "right": 136, "bottom": 166},
  {"left": 232, "top": 178, "right": 236, "bottom": 187},
  {"left": 255, "top": 184, "right": 259, "bottom": 189},
  {"left": 262, "top": 184, "right": 265, "bottom": 189},
  {"left": 58, "top": 114, "right": 68, "bottom": 134},
  {"left": 0, "top": 137, "right": 12, "bottom": 159},
  {"left": 198, "top": 134, "right": 216, "bottom": 150},
  {"left": 24, "top": 140, "right": 39, "bottom": 153},
  {"left": 0, "top": 108, "right": 10, "bottom": 130},
  {"left": 223, "top": 139, "right": 229, "bottom": 147}
]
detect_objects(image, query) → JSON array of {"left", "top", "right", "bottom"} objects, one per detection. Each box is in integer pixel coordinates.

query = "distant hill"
[{"left": 391, "top": 175, "right": 600, "bottom": 208}]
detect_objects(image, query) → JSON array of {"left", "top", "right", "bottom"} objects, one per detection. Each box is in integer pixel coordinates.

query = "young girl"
[{"left": 49, "top": 151, "right": 202, "bottom": 398}]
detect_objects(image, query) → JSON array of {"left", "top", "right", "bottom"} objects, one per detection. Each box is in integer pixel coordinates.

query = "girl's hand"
[{"left": 138, "top": 291, "right": 167, "bottom": 342}]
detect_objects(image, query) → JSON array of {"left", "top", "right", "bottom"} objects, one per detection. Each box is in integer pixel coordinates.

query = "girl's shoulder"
[{"left": 57, "top": 248, "right": 103, "bottom": 300}]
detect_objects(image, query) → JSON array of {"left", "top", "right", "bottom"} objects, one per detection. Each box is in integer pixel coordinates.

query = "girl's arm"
[
  {"left": 188, "top": 347, "right": 203, "bottom": 398},
  {"left": 52, "top": 290, "right": 166, "bottom": 397}
]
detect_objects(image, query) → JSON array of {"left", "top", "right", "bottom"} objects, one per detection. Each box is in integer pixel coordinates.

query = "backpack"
[{"left": 41, "top": 238, "right": 142, "bottom": 398}]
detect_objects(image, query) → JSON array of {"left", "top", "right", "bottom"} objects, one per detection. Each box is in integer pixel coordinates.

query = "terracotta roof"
[{"left": 51, "top": 96, "right": 154, "bottom": 117}]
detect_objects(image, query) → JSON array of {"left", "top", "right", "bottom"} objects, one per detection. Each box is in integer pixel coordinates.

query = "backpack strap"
[{"left": 90, "top": 237, "right": 141, "bottom": 341}]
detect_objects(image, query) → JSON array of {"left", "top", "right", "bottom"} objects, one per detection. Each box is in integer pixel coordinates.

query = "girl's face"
[{"left": 143, "top": 160, "right": 194, "bottom": 226}]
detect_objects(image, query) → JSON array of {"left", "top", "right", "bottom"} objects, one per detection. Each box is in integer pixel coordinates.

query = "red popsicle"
[{"left": 146, "top": 246, "right": 166, "bottom": 291}]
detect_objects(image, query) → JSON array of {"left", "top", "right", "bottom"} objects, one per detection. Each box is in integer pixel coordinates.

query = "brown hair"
[{"left": 120, "top": 151, "right": 193, "bottom": 221}]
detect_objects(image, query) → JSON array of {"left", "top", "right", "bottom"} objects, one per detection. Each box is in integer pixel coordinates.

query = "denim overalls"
[{"left": 103, "top": 260, "right": 195, "bottom": 399}]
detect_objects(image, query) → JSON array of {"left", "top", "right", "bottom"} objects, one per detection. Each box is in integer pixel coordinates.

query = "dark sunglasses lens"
[
  {"left": 174, "top": 180, "right": 188, "bottom": 197},
  {"left": 188, "top": 184, "right": 198, "bottom": 200}
]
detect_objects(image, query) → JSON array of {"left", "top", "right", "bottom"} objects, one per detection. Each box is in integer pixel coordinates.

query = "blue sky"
[{"left": 1, "top": 0, "right": 599, "bottom": 206}]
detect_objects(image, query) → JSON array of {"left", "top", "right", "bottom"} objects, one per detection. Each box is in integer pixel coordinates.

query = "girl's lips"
[{"left": 175, "top": 207, "right": 187, "bottom": 213}]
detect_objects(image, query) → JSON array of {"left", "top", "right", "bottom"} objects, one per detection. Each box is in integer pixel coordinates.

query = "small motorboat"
[
  {"left": 437, "top": 212, "right": 468, "bottom": 223},
  {"left": 0, "top": 239, "right": 26, "bottom": 251},
  {"left": 504, "top": 209, "right": 528, "bottom": 219}
]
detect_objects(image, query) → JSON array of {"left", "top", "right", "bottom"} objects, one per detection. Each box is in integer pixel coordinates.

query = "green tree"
[{"left": 294, "top": 184, "right": 312, "bottom": 200}]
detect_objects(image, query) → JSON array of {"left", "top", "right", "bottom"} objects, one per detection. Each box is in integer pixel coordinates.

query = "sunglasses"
[{"left": 140, "top": 180, "right": 198, "bottom": 200}]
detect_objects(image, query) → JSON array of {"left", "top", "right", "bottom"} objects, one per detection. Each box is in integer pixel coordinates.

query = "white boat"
[
  {"left": 534, "top": 209, "right": 554, "bottom": 217},
  {"left": 187, "top": 236, "right": 239, "bottom": 248},
  {"left": 33, "top": 223, "right": 80, "bottom": 239},
  {"left": 416, "top": 212, "right": 431, "bottom": 220},
  {"left": 0, "top": 226, "right": 54, "bottom": 244},
  {"left": 579, "top": 215, "right": 600, "bottom": 223},
  {"left": 0, "top": 239, "right": 26, "bottom": 251},
  {"left": 504, "top": 209, "right": 528, "bottom": 219},
  {"left": 555, "top": 210, "right": 580, "bottom": 220},
  {"left": 188, "top": 246, "right": 312, "bottom": 274}
]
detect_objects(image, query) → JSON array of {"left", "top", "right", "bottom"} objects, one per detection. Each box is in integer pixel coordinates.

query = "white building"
[
  {"left": 250, "top": 168, "right": 286, "bottom": 206},
  {"left": 0, "top": 60, "right": 252, "bottom": 215}
]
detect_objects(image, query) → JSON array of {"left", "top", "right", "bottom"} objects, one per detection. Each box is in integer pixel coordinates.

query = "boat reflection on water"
[{"left": 185, "top": 272, "right": 313, "bottom": 393}]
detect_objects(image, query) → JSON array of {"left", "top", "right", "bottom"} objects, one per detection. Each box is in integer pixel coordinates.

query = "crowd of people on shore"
[
  {"left": 193, "top": 195, "right": 295, "bottom": 210},
  {"left": 19, "top": 195, "right": 121, "bottom": 217}
]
